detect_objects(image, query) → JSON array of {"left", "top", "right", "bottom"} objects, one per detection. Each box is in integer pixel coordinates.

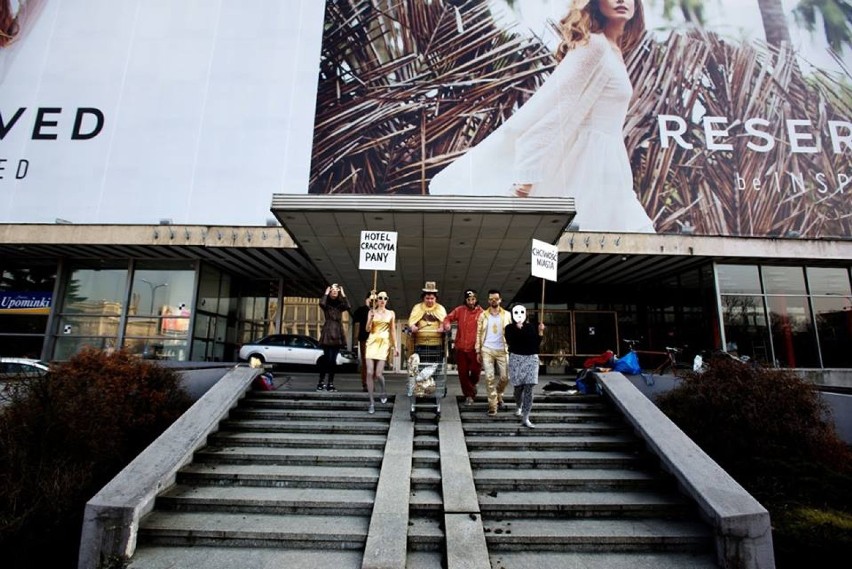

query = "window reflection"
[
  {"left": 125, "top": 267, "right": 195, "bottom": 361},
  {"left": 767, "top": 296, "right": 818, "bottom": 367},
  {"left": 717, "top": 265, "right": 761, "bottom": 294},
  {"left": 720, "top": 295, "right": 771, "bottom": 364},
  {"left": 762, "top": 266, "right": 806, "bottom": 295}
]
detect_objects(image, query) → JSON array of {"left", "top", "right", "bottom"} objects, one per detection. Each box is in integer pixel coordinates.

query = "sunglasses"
[{"left": 376, "top": 295, "right": 388, "bottom": 301}]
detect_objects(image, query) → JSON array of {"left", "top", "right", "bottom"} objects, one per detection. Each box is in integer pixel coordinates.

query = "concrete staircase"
[
  {"left": 460, "top": 393, "right": 720, "bottom": 569},
  {"left": 122, "top": 387, "right": 724, "bottom": 568},
  {"left": 128, "top": 391, "right": 391, "bottom": 569}
]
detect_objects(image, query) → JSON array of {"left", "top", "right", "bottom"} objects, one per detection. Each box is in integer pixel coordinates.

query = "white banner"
[
  {"left": 359, "top": 230, "right": 397, "bottom": 271},
  {"left": 0, "top": 0, "right": 324, "bottom": 225},
  {"left": 531, "top": 238, "right": 558, "bottom": 282}
]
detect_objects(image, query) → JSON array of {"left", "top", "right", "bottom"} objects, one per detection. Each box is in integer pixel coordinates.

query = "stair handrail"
[
  {"left": 77, "top": 365, "right": 259, "bottom": 569},
  {"left": 596, "top": 371, "right": 776, "bottom": 569}
]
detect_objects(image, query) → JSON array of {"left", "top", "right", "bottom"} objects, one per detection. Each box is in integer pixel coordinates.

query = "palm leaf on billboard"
[
  {"left": 628, "top": 29, "right": 851, "bottom": 237},
  {"left": 311, "top": 0, "right": 553, "bottom": 195}
]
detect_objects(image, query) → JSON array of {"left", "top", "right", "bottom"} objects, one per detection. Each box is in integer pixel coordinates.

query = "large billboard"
[
  {"left": 0, "top": 0, "right": 324, "bottom": 225},
  {"left": 309, "top": 0, "right": 851, "bottom": 238}
]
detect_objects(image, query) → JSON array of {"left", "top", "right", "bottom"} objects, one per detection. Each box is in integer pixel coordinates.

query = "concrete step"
[
  {"left": 459, "top": 406, "right": 616, "bottom": 420},
  {"left": 207, "top": 430, "right": 387, "bottom": 450},
  {"left": 156, "top": 484, "right": 376, "bottom": 515},
  {"left": 463, "top": 422, "right": 628, "bottom": 436},
  {"left": 229, "top": 407, "right": 395, "bottom": 422},
  {"left": 194, "top": 445, "right": 384, "bottom": 467},
  {"left": 406, "top": 551, "right": 445, "bottom": 569},
  {"left": 477, "top": 489, "right": 694, "bottom": 518},
  {"left": 409, "top": 488, "right": 442, "bottom": 514},
  {"left": 137, "top": 511, "right": 369, "bottom": 549},
  {"left": 176, "top": 463, "right": 379, "bottom": 489},
  {"left": 218, "top": 419, "right": 391, "bottom": 435},
  {"left": 464, "top": 434, "right": 639, "bottom": 451},
  {"left": 468, "top": 449, "right": 648, "bottom": 470},
  {"left": 239, "top": 396, "right": 395, "bottom": 412},
  {"left": 413, "top": 423, "right": 438, "bottom": 436},
  {"left": 412, "top": 435, "right": 439, "bottom": 451},
  {"left": 412, "top": 448, "right": 440, "bottom": 468},
  {"left": 482, "top": 518, "right": 714, "bottom": 553},
  {"left": 244, "top": 391, "right": 386, "bottom": 403},
  {"left": 410, "top": 467, "right": 441, "bottom": 490},
  {"left": 489, "top": 551, "right": 718, "bottom": 569},
  {"left": 473, "top": 468, "right": 665, "bottom": 491},
  {"left": 407, "top": 516, "right": 443, "bottom": 551},
  {"left": 457, "top": 395, "right": 606, "bottom": 408},
  {"left": 128, "top": 545, "right": 364, "bottom": 569}
]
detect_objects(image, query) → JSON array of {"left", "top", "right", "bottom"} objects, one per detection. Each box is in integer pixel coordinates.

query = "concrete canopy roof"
[{"left": 270, "top": 194, "right": 576, "bottom": 310}]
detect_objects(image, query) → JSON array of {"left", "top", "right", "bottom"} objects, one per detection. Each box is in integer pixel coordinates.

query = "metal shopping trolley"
[{"left": 406, "top": 337, "right": 448, "bottom": 420}]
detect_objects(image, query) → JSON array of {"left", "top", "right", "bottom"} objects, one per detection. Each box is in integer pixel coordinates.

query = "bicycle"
[{"left": 648, "top": 346, "right": 688, "bottom": 377}]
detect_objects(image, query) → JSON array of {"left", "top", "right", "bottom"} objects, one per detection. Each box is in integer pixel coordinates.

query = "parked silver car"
[
  {"left": 0, "top": 357, "right": 50, "bottom": 380},
  {"left": 238, "top": 334, "right": 357, "bottom": 371}
]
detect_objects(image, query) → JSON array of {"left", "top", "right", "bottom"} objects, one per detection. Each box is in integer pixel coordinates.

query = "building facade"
[{"left": 0, "top": 1, "right": 849, "bottom": 383}]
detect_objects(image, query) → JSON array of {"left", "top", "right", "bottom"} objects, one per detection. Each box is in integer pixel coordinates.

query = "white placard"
[
  {"left": 531, "top": 239, "right": 558, "bottom": 282},
  {"left": 359, "top": 231, "right": 398, "bottom": 271}
]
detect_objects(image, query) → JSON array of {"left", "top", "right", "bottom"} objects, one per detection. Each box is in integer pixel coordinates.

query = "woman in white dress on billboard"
[{"left": 429, "top": 0, "right": 655, "bottom": 234}]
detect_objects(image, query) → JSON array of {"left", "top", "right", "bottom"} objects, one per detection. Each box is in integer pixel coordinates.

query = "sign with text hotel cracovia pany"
[{"left": 359, "top": 231, "right": 398, "bottom": 272}]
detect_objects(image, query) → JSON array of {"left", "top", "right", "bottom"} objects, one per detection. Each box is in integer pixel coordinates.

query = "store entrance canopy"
[{"left": 271, "top": 195, "right": 575, "bottom": 310}]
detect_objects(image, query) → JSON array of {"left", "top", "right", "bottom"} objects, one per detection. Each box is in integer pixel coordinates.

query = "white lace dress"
[{"left": 429, "top": 33, "right": 655, "bottom": 234}]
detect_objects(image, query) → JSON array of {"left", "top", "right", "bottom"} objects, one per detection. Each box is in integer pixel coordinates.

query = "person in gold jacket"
[
  {"left": 476, "top": 289, "right": 513, "bottom": 416},
  {"left": 407, "top": 281, "right": 447, "bottom": 361}
]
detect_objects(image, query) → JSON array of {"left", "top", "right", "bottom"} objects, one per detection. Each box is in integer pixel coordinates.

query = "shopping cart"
[{"left": 406, "top": 337, "right": 448, "bottom": 420}]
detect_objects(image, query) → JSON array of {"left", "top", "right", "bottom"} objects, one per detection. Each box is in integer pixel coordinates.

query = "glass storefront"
[
  {"left": 2, "top": 251, "right": 848, "bottom": 373},
  {"left": 52, "top": 261, "right": 196, "bottom": 361},
  {"left": 717, "top": 263, "right": 851, "bottom": 368}
]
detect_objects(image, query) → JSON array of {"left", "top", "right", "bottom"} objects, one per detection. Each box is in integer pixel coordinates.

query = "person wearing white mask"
[{"left": 505, "top": 304, "right": 545, "bottom": 428}]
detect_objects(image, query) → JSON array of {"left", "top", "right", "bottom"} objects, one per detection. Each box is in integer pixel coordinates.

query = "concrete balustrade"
[{"left": 597, "top": 372, "right": 776, "bottom": 569}]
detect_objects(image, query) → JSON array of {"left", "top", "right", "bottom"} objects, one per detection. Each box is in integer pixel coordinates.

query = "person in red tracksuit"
[{"left": 442, "top": 289, "right": 484, "bottom": 406}]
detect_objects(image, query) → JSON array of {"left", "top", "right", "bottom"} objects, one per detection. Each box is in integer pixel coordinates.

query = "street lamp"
[{"left": 139, "top": 279, "right": 169, "bottom": 315}]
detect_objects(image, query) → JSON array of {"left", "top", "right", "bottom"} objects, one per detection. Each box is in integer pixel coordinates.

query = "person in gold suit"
[
  {"left": 407, "top": 281, "right": 447, "bottom": 361},
  {"left": 364, "top": 291, "right": 399, "bottom": 414}
]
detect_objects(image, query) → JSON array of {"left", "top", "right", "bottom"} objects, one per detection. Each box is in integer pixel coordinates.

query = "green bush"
[
  {"left": 656, "top": 356, "right": 852, "bottom": 567},
  {"left": 0, "top": 348, "right": 191, "bottom": 569}
]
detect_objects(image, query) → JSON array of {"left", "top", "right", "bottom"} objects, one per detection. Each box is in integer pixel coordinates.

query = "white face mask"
[{"left": 512, "top": 306, "right": 526, "bottom": 324}]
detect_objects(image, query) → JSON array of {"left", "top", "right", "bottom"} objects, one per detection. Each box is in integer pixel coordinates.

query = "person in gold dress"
[{"left": 364, "top": 291, "right": 399, "bottom": 414}]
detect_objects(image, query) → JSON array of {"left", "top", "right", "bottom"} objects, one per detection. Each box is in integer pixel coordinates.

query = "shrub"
[
  {"left": 0, "top": 348, "right": 191, "bottom": 569},
  {"left": 656, "top": 356, "right": 852, "bottom": 566}
]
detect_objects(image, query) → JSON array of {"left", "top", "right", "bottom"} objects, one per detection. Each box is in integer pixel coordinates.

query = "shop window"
[
  {"left": 55, "top": 266, "right": 127, "bottom": 359},
  {"left": 125, "top": 266, "right": 195, "bottom": 361},
  {"left": 717, "top": 265, "right": 762, "bottom": 294},
  {"left": 766, "top": 296, "right": 819, "bottom": 368},
  {"left": 808, "top": 268, "right": 852, "bottom": 368},
  {"left": 720, "top": 295, "right": 771, "bottom": 364},
  {"left": 762, "top": 266, "right": 806, "bottom": 295}
]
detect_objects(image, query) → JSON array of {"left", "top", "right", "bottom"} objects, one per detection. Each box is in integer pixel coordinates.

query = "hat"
[
  {"left": 464, "top": 289, "right": 477, "bottom": 298},
  {"left": 422, "top": 281, "right": 439, "bottom": 293}
]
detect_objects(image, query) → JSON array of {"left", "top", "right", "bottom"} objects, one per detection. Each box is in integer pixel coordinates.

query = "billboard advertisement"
[
  {"left": 309, "top": 0, "right": 851, "bottom": 238},
  {"left": 0, "top": 0, "right": 324, "bottom": 225}
]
